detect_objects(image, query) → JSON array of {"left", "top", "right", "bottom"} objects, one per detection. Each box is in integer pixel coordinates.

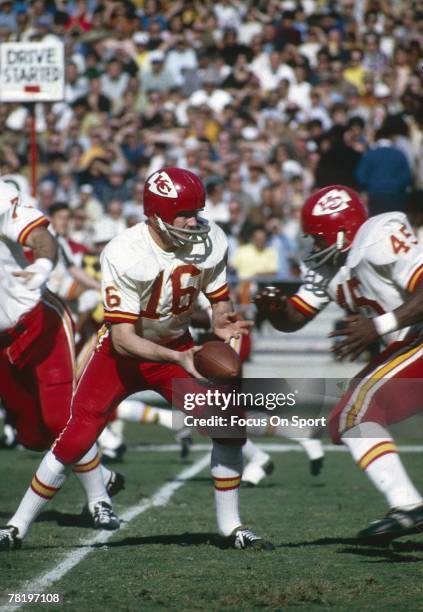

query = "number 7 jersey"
[
  {"left": 100, "top": 221, "right": 230, "bottom": 344},
  {"left": 290, "top": 212, "right": 423, "bottom": 345}
]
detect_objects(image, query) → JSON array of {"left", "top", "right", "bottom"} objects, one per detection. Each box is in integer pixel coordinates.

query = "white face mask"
[{"left": 0, "top": 180, "right": 20, "bottom": 215}]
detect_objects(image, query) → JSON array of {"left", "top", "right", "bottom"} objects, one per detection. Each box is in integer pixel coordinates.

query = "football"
[{"left": 194, "top": 340, "right": 241, "bottom": 380}]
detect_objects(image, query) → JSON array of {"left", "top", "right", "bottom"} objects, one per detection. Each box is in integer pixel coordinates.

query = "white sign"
[{"left": 0, "top": 41, "right": 64, "bottom": 102}]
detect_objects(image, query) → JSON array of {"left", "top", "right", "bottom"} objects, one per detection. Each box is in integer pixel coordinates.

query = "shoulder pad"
[
  {"left": 101, "top": 224, "right": 161, "bottom": 281},
  {"left": 347, "top": 212, "right": 409, "bottom": 267}
]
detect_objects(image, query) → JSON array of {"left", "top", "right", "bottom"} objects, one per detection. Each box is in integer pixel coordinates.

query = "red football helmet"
[
  {"left": 143, "top": 167, "right": 210, "bottom": 247},
  {"left": 301, "top": 185, "right": 368, "bottom": 268}
]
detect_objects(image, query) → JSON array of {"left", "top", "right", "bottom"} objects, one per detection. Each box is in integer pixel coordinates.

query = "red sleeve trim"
[
  {"left": 18, "top": 216, "right": 49, "bottom": 245},
  {"left": 406, "top": 264, "right": 423, "bottom": 292},
  {"left": 205, "top": 283, "right": 230, "bottom": 304},
  {"left": 103, "top": 310, "right": 139, "bottom": 324},
  {"left": 288, "top": 295, "right": 318, "bottom": 318}
]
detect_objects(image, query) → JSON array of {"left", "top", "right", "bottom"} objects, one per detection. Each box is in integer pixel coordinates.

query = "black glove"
[{"left": 254, "top": 286, "right": 287, "bottom": 319}]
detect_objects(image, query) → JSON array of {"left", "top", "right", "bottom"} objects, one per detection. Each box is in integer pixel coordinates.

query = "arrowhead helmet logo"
[
  {"left": 312, "top": 189, "right": 351, "bottom": 216},
  {"left": 147, "top": 171, "right": 178, "bottom": 198}
]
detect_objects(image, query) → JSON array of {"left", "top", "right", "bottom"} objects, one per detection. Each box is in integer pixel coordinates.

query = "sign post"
[{"left": 0, "top": 41, "right": 65, "bottom": 197}]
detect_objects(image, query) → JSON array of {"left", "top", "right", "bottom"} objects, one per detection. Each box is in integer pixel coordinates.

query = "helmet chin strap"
[{"left": 156, "top": 215, "right": 210, "bottom": 248}]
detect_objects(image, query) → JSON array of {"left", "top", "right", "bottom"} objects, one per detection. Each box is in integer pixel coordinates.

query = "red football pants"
[
  {"left": 53, "top": 329, "right": 245, "bottom": 465},
  {"left": 329, "top": 338, "right": 423, "bottom": 443},
  {"left": 0, "top": 292, "right": 75, "bottom": 451}
]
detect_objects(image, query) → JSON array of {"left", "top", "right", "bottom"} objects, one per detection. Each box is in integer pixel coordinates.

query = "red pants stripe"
[{"left": 329, "top": 338, "right": 423, "bottom": 443}]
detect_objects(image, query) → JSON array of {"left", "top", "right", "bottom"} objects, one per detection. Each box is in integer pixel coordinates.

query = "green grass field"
[{"left": 1, "top": 423, "right": 422, "bottom": 611}]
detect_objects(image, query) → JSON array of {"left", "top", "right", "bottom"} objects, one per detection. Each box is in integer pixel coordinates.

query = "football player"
[
  {"left": 0, "top": 168, "right": 273, "bottom": 551},
  {"left": 0, "top": 179, "right": 120, "bottom": 540},
  {"left": 255, "top": 185, "right": 423, "bottom": 545}
]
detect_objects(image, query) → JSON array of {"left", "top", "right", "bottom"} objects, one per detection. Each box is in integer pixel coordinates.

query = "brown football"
[{"left": 194, "top": 341, "right": 241, "bottom": 380}]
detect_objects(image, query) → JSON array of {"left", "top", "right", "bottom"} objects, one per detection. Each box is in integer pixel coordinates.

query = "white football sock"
[
  {"left": 100, "top": 464, "right": 112, "bottom": 486},
  {"left": 242, "top": 438, "right": 269, "bottom": 464},
  {"left": 342, "top": 423, "right": 423, "bottom": 509},
  {"left": 117, "top": 399, "right": 174, "bottom": 429},
  {"left": 8, "top": 451, "right": 69, "bottom": 538},
  {"left": 211, "top": 441, "right": 242, "bottom": 536},
  {"left": 72, "top": 444, "right": 111, "bottom": 511},
  {"left": 98, "top": 426, "right": 123, "bottom": 452},
  {"left": 290, "top": 438, "right": 324, "bottom": 461}
]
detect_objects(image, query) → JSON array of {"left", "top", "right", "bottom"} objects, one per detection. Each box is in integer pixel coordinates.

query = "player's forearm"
[
  {"left": 25, "top": 227, "right": 57, "bottom": 264},
  {"left": 211, "top": 299, "right": 233, "bottom": 331},
  {"left": 69, "top": 265, "right": 101, "bottom": 290},
  {"left": 268, "top": 301, "right": 308, "bottom": 332},
  {"left": 110, "top": 324, "right": 181, "bottom": 363}
]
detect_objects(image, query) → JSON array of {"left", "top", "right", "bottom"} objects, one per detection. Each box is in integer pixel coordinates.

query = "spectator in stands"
[
  {"left": 231, "top": 225, "right": 278, "bottom": 281},
  {"left": 356, "top": 119, "right": 413, "bottom": 215}
]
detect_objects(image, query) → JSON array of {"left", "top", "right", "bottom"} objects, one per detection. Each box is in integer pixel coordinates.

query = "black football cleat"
[
  {"left": 232, "top": 527, "right": 275, "bottom": 550},
  {"left": 91, "top": 502, "right": 120, "bottom": 531},
  {"left": 0, "top": 526, "right": 22, "bottom": 551},
  {"left": 310, "top": 457, "right": 324, "bottom": 476},
  {"left": 357, "top": 504, "right": 423, "bottom": 545},
  {"left": 106, "top": 471, "right": 125, "bottom": 498}
]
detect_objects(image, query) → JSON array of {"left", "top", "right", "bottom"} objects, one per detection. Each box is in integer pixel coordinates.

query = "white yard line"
[
  {"left": 0, "top": 453, "right": 211, "bottom": 612},
  {"left": 130, "top": 443, "right": 423, "bottom": 453}
]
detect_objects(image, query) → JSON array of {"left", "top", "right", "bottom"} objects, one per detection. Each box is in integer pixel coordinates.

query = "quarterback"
[
  {"left": 0, "top": 179, "right": 120, "bottom": 539},
  {"left": 0, "top": 168, "right": 273, "bottom": 551},
  {"left": 256, "top": 185, "right": 423, "bottom": 544}
]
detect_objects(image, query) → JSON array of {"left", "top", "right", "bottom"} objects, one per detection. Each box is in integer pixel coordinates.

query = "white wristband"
[
  {"left": 373, "top": 311, "right": 398, "bottom": 336},
  {"left": 22, "top": 258, "right": 54, "bottom": 290},
  {"left": 32, "top": 258, "right": 54, "bottom": 275}
]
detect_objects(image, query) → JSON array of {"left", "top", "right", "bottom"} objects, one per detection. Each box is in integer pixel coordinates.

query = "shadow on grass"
[
  {"left": 279, "top": 536, "right": 423, "bottom": 562},
  {"left": 36, "top": 509, "right": 93, "bottom": 528},
  {"left": 92, "top": 532, "right": 229, "bottom": 550}
]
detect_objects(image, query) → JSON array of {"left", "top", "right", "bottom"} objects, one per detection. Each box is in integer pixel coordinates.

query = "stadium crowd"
[{"left": 0, "top": 0, "right": 421, "bottom": 305}]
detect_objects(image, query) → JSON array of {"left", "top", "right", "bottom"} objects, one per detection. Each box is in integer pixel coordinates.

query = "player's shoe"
[
  {"left": 0, "top": 424, "right": 18, "bottom": 449},
  {"left": 0, "top": 526, "right": 21, "bottom": 551},
  {"left": 106, "top": 471, "right": 125, "bottom": 498},
  {"left": 310, "top": 456, "right": 324, "bottom": 476},
  {"left": 232, "top": 527, "right": 275, "bottom": 550},
  {"left": 175, "top": 428, "right": 193, "bottom": 458},
  {"left": 357, "top": 504, "right": 423, "bottom": 545},
  {"left": 241, "top": 456, "right": 274, "bottom": 487},
  {"left": 90, "top": 502, "right": 120, "bottom": 530}
]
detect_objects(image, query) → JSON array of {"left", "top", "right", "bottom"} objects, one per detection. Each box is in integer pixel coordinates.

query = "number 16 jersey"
[{"left": 100, "top": 221, "right": 230, "bottom": 344}]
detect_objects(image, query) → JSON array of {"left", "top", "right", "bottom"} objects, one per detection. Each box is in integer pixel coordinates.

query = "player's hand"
[
  {"left": 178, "top": 346, "right": 203, "bottom": 379},
  {"left": 254, "top": 286, "right": 288, "bottom": 319},
  {"left": 329, "top": 314, "right": 378, "bottom": 361},
  {"left": 213, "top": 312, "right": 253, "bottom": 342}
]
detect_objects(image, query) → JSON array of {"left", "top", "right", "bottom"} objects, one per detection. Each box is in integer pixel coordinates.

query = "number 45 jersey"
[
  {"left": 100, "top": 221, "right": 230, "bottom": 344},
  {"left": 291, "top": 212, "right": 423, "bottom": 346}
]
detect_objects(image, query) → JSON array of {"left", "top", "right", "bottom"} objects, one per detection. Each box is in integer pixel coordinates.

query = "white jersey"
[
  {"left": 290, "top": 212, "right": 423, "bottom": 346},
  {"left": 101, "top": 221, "right": 230, "bottom": 344},
  {"left": 0, "top": 203, "right": 49, "bottom": 331}
]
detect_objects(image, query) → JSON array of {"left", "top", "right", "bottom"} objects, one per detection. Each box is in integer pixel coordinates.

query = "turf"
[{"left": 0, "top": 423, "right": 422, "bottom": 611}]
